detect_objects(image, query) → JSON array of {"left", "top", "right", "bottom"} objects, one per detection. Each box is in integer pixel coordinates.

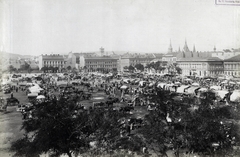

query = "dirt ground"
[{"left": 0, "top": 90, "right": 27, "bottom": 157}]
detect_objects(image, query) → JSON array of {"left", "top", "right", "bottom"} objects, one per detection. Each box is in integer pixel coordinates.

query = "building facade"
[
  {"left": 38, "top": 54, "right": 66, "bottom": 71},
  {"left": 118, "top": 52, "right": 156, "bottom": 72},
  {"left": 162, "top": 41, "right": 178, "bottom": 65},
  {"left": 177, "top": 41, "right": 224, "bottom": 77},
  {"left": 177, "top": 58, "right": 224, "bottom": 77},
  {"left": 224, "top": 54, "right": 240, "bottom": 77},
  {"left": 79, "top": 56, "right": 118, "bottom": 72}
]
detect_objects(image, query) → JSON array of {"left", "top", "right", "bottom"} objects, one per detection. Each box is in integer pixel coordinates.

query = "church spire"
[
  {"left": 168, "top": 40, "right": 173, "bottom": 53},
  {"left": 183, "top": 39, "right": 189, "bottom": 52},
  {"left": 193, "top": 45, "right": 196, "bottom": 53}
]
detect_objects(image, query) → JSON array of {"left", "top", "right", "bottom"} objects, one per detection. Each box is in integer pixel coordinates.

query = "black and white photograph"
[{"left": 0, "top": 0, "right": 240, "bottom": 156}]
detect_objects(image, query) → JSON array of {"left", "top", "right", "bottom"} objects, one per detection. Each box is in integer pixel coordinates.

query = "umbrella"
[
  {"left": 27, "top": 93, "right": 38, "bottom": 97},
  {"left": 221, "top": 80, "right": 228, "bottom": 84},
  {"left": 218, "top": 76, "right": 225, "bottom": 80},
  {"left": 185, "top": 78, "right": 192, "bottom": 81},
  {"left": 198, "top": 88, "right": 208, "bottom": 92},
  {"left": 230, "top": 90, "right": 240, "bottom": 102},
  {"left": 210, "top": 86, "right": 221, "bottom": 90},
  {"left": 120, "top": 85, "right": 128, "bottom": 89},
  {"left": 157, "top": 83, "right": 167, "bottom": 88},
  {"left": 26, "top": 83, "right": 34, "bottom": 86},
  {"left": 192, "top": 82, "right": 199, "bottom": 87},
  {"left": 149, "top": 83, "right": 154, "bottom": 87},
  {"left": 174, "top": 82, "right": 181, "bottom": 85},
  {"left": 215, "top": 90, "right": 228, "bottom": 99},
  {"left": 36, "top": 95, "right": 45, "bottom": 99},
  {"left": 176, "top": 85, "right": 190, "bottom": 93}
]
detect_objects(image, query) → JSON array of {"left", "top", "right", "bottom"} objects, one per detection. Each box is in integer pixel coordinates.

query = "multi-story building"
[
  {"left": 38, "top": 54, "right": 66, "bottom": 71},
  {"left": 79, "top": 55, "right": 118, "bottom": 72},
  {"left": 118, "top": 52, "right": 155, "bottom": 72},
  {"left": 67, "top": 52, "right": 97, "bottom": 69},
  {"left": 224, "top": 54, "right": 240, "bottom": 77},
  {"left": 177, "top": 58, "right": 224, "bottom": 77},
  {"left": 177, "top": 41, "right": 224, "bottom": 77}
]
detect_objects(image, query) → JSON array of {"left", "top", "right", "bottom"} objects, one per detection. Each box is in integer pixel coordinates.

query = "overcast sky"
[{"left": 1, "top": 0, "right": 240, "bottom": 55}]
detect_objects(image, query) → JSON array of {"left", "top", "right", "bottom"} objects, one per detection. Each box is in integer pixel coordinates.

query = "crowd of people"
[{"left": 1, "top": 72, "right": 240, "bottom": 108}]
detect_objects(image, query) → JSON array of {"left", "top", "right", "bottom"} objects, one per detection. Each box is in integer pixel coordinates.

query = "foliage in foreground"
[
  {"left": 11, "top": 96, "right": 140, "bottom": 157},
  {"left": 138, "top": 88, "right": 240, "bottom": 156},
  {"left": 11, "top": 88, "right": 240, "bottom": 157}
]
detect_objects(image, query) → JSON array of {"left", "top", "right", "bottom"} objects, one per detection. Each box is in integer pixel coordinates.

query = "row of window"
[
  {"left": 130, "top": 60, "right": 151, "bottom": 63},
  {"left": 209, "top": 65, "right": 223, "bottom": 70},
  {"left": 179, "top": 63, "right": 236, "bottom": 70},
  {"left": 162, "top": 58, "right": 177, "bottom": 61},
  {"left": 44, "top": 61, "right": 65, "bottom": 64},
  {"left": 179, "top": 63, "right": 204, "bottom": 69},
  {"left": 43, "top": 65, "right": 65, "bottom": 68},
  {"left": 225, "top": 71, "right": 240, "bottom": 75},
  {"left": 87, "top": 65, "right": 117, "bottom": 68},
  {"left": 86, "top": 62, "right": 116, "bottom": 64},
  {"left": 224, "top": 64, "right": 240, "bottom": 70},
  {"left": 209, "top": 71, "right": 224, "bottom": 74}
]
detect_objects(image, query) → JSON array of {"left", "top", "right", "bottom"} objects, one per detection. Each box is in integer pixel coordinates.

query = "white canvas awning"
[
  {"left": 36, "top": 95, "right": 46, "bottom": 99},
  {"left": 210, "top": 86, "right": 221, "bottom": 90},
  {"left": 215, "top": 90, "right": 228, "bottom": 99},
  {"left": 230, "top": 90, "right": 240, "bottom": 102},
  {"left": 120, "top": 85, "right": 128, "bottom": 89}
]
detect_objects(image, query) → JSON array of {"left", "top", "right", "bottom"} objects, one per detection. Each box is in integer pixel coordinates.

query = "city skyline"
[{"left": 1, "top": 0, "right": 240, "bottom": 55}]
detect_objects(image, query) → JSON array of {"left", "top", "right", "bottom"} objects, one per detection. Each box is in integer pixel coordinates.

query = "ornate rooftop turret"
[
  {"left": 193, "top": 45, "right": 196, "bottom": 53},
  {"left": 183, "top": 39, "right": 190, "bottom": 52},
  {"left": 214, "top": 46, "right": 216, "bottom": 51},
  {"left": 168, "top": 40, "right": 173, "bottom": 53}
]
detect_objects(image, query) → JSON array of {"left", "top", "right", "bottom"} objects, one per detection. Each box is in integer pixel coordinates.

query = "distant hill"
[{"left": 1, "top": 52, "right": 36, "bottom": 59}]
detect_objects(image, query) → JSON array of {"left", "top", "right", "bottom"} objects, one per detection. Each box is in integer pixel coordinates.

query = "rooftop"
[
  {"left": 177, "top": 56, "right": 223, "bottom": 62},
  {"left": 224, "top": 54, "right": 240, "bottom": 62}
]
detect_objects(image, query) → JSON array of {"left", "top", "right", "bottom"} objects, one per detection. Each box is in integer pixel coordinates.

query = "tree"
[
  {"left": 61, "top": 68, "right": 66, "bottom": 73},
  {"left": 8, "top": 65, "right": 16, "bottom": 73},
  {"left": 72, "top": 67, "right": 78, "bottom": 73},
  {"left": 135, "top": 63, "right": 144, "bottom": 71},
  {"left": 20, "top": 62, "right": 31, "bottom": 71},
  {"left": 53, "top": 67, "right": 59, "bottom": 73},
  {"left": 11, "top": 97, "right": 91, "bottom": 157},
  {"left": 112, "top": 68, "right": 117, "bottom": 72},
  {"left": 83, "top": 66, "right": 87, "bottom": 72},
  {"left": 175, "top": 66, "right": 182, "bottom": 74},
  {"left": 41, "top": 66, "right": 48, "bottom": 73},
  {"left": 67, "top": 66, "right": 72, "bottom": 71},
  {"left": 128, "top": 65, "right": 135, "bottom": 72},
  {"left": 123, "top": 66, "right": 129, "bottom": 70},
  {"left": 10, "top": 96, "right": 133, "bottom": 157},
  {"left": 138, "top": 88, "right": 240, "bottom": 157}
]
